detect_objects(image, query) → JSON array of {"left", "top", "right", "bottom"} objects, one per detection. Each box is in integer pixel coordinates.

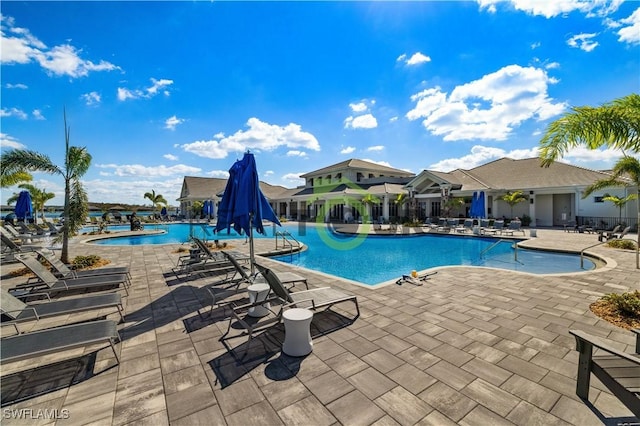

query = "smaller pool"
[{"left": 85, "top": 223, "right": 251, "bottom": 245}]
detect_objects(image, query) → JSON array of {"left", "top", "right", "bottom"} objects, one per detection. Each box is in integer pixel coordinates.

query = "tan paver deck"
[{"left": 1, "top": 226, "right": 638, "bottom": 425}]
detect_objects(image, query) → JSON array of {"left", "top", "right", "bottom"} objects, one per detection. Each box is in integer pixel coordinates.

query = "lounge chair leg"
[{"left": 575, "top": 339, "right": 593, "bottom": 400}]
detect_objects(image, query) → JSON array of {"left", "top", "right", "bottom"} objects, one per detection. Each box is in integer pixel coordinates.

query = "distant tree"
[
  {"left": 361, "top": 193, "right": 380, "bottom": 222},
  {"left": 191, "top": 200, "right": 204, "bottom": 218},
  {"left": 6, "top": 184, "right": 56, "bottom": 225},
  {"left": 601, "top": 194, "right": 639, "bottom": 224},
  {"left": 144, "top": 189, "right": 167, "bottom": 217},
  {"left": 0, "top": 110, "right": 91, "bottom": 263},
  {"left": 500, "top": 190, "right": 527, "bottom": 219},
  {"left": 443, "top": 197, "right": 465, "bottom": 217}
]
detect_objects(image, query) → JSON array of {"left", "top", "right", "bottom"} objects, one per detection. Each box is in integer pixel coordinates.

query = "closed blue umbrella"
[
  {"left": 160, "top": 206, "right": 167, "bottom": 216},
  {"left": 477, "top": 191, "right": 486, "bottom": 219},
  {"left": 14, "top": 191, "right": 33, "bottom": 222},
  {"left": 470, "top": 192, "right": 478, "bottom": 218},
  {"left": 215, "top": 152, "right": 281, "bottom": 273}
]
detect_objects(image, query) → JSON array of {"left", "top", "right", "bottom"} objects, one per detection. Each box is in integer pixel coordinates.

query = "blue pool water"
[{"left": 88, "top": 223, "right": 596, "bottom": 284}]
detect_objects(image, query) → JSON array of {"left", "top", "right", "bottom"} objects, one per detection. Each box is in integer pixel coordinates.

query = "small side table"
[
  {"left": 282, "top": 308, "right": 313, "bottom": 356},
  {"left": 247, "top": 283, "right": 271, "bottom": 318}
]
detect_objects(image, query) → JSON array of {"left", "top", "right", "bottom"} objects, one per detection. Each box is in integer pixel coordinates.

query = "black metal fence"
[{"left": 576, "top": 216, "right": 638, "bottom": 232}]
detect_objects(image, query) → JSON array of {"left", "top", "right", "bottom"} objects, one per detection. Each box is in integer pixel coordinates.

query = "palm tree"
[
  {"left": 6, "top": 184, "right": 56, "bottom": 225},
  {"left": 0, "top": 170, "right": 32, "bottom": 188},
  {"left": 443, "top": 197, "right": 465, "bottom": 217},
  {"left": 144, "top": 189, "right": 168, "bottom": 218},
  {"left": 539, "top": 94, "right": 640, "bottom": 166},
  {"left": 540, "top": 94, "right": 640, "bottom": 268},
  {"left": 0, "top": 110, "right": 91, "bottom": 263},
  {"left": 500, "top": 190, "right": 527, "bottom": 219},
  {"left": 361, "top": 193, "right": 380, "bottom": 222},
  {"left": 600, "top": 194, "right": 638, "bottom": 224}
]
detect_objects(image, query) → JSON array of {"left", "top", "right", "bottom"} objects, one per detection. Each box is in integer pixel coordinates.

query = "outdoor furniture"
[
  {"left": 395, "top": 271, "right": 437, "bottom": 286},
  {"left": 9, "top": 253, "right": 129, "bottom": 298},
  {"left": 569, "top": 329, "right": 640, "bottom": 417},
  {"left": 247, "top": 283, "right": 271, "bottom": 317},
  {"left": 36, "top": 249, "right": 131, "bottom": 283},
  {"left": 0, "top": 319, "right": 120, "bottom": 373},
  {"left": 282, "top": 308, "right": 313, "bottom": 356},
  {"left": 503, "top": 220, "right": 525, "bottom": 236},
  {"left": 255, "top": 263, "right": 360, "bottom": 323},
  {"left": 598, "top": 225, "right": 622, "bottom": 242},
  {"left": 1, "top": 288, "right": 124, "bottom": 332}
]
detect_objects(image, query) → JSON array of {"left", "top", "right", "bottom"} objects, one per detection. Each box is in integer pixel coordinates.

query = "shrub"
[
  {"left": 602, "top": 291, "right": 640, "bottom": 317},
  {"left": 606, "top": 239, "right": 637, "bottom": 250},
  {"left": 71, "top": 255, "right": 102, "bottom": 269},
  {"left": 520, "top": 214, "right": 532, "bottom": 227}
]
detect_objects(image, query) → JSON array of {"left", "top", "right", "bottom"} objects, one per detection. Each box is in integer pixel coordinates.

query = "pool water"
[{"left": 89, "top": 222, "right": 596, "bottom": 284}]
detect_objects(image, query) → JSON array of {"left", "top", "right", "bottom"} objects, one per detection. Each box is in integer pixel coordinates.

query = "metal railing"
[
  {"left": 480, "top": 238, "right": 520, "bottom": 263},
  {"left": 275, "top": 230, "right": 302, "bottom": 262}
]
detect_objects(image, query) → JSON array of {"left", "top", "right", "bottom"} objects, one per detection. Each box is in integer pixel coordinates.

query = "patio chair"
[
  {"left": 610, "top": 226, "right": 631, "bottom": 240},
  {"left": 18, "top": 221, "right": 49, "bottom": 237},
  {"left": 36, "top": 249, "right": 131, "bottom": 284},
  {"left": 0, "top": 228, "right": 43, "bottom": 257},
  {"left": 255, "top": 263, "right": 360, "bottom": 322},
  {"left": 569, "top": 329, "right": 640, "bottom": 417},
  {"left": 1, "top": 288, "right": 124, "bottom": 332},
  {"left": 434, "top": 218, "right": 451, "bottom": 233},
  {"left": 503, "top": 220, "right": 525, "bottom": 236},
  {"left": 172, "top": 238, "right": 243, "bottom": 278},
  {"left": 598, "top": 225, "right": 622, "bottom": 242},
  {"left": 0, "top": 319, "right": 120, "bottom": 372},
  {"left": 483, "top": 220, "right": 504, "bottom": 235},
  {"left": 8, "top": 253, "right": 129, "bottom": 298},
  {"left": 455, "top": 218, "right": 474, "bottom": 233},
  {"left": 43, "top": 221, "right": 61, "bottom": 235}
]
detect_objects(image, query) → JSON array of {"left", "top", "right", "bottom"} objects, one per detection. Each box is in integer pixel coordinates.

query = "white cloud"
[
  {"left": 545, "top": 62, "right": 560, "bottom": 69},
  {"left": 344, "top": 113, "right": 378, "bottom": 129},
  {"left": 0, "top": 133, "right": 26, "bottom": 149},
  {"left": 82, "top": 176, "right": 184, "bottom": 205},
  {"left": 361, "top": 159, "right": 394, "bottom": 169},
  {"left": 406, "top": 64, "right": 566, "bottom": 141},
  {"left": 349, "top": 102, "right": 368, "bottom": 113},
  {"left": 389, "top": 116, "right": 398, "bottom": 122},
  {"left": 163, "top": 154, "right": 179, "bottom": 161},
  {"left": 477, "top": 0, "right": 599, "bottom": 18},
  {"left": 95, "top": 163, "right": 201, "bottom": 177},
  {"left": 286, "top": 150, "right": 308, "bottom": 157},
  {"left": 0, "top": 107, "right": 28, "bottom": 119},
  {"left": 32, "top": 109, "right": 44, "bottom": 120},
  {"left": 165, "top": 115, "right": 184, "bottom": 131},
  {"left": 206, "top": 170, "right": 230, "bottom": 179},
  {"left": 5, "top": 83, "right": 27, "bottom": 89},
  {"left": 118, "top": 78, "right": 174, "bottom": 101},
  {"left": 0, "top": 15, "right": 120, "bottom": 78},
  {"left": 367, "top": 145, "right": 385, "bottom": 152},
  {"left": 617, "top": 7, "right": 640, "bottom": 45},
  {"left": 81, "top": 91, "right": 101, "bottom": 106},
  {"left": 340, "top": 146, "right": 356, "bottom": 155},
  {"left": 180, "top": 117, "right": 320, "bottom": 160},
  {"left": 399, "top": 52, "right": 431, "bottom": 66},
  {"left": 429, "top": 145, "right": 540, "bottom": 171},
  {"left": 567, "top": 33, "right": 599, "bottom": 52},
  {"left": 264, "top": 170, "right": 274, "bottom": 176},
  {"left": 282, "top": 173, "right": 304, "bottom": 185}
]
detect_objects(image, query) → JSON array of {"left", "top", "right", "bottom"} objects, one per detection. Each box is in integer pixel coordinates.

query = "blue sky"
[{"left": 1, "top": 1, "right": 639, "bottom": 206}]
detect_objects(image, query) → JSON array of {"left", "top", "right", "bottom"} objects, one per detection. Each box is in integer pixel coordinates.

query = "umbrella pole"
[{"left": 249, "top": 212, "right": 255, "bottom": 275}]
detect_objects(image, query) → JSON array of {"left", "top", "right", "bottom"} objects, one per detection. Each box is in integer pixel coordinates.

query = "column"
[{"left": 383, "top": 194, "right": 389, "bottom": 221}]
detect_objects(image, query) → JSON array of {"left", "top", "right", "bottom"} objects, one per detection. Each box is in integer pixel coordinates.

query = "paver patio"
[{"left": 1, "top": 227, "right": 638, "bottom": 425}]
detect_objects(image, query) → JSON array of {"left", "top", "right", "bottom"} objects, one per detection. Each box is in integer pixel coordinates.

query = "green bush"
[
  {"left": 603, "top": 291, "right": 640, "bottom": 317},
  {"left": 520, "top": 214, "right": 532, "bottom": 227},
  {"left": 606, "top": 239, "right": 637, "bottom": 250},
  {"left": 71, "top": 255, "right": 102, "bottom": 269}
]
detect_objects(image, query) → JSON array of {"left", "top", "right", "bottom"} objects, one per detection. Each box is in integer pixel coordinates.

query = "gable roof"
[
  {"left": 178, "top": 176, "right": 289, "bottom": 201},
  {"left": 300, "top": 158, "right": 414, "bottom": 178},
  {"left": 410, "top": 157, "right": 627, "bottom": 193}
]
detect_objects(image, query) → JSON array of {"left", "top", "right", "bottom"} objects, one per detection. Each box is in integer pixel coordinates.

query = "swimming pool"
[{"left": 88, "top": 222, "right": 596, "bottom": 283}]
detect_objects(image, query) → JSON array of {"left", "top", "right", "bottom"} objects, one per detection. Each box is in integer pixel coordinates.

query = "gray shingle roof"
[{"left": 299, "top": 159, "right": 413, "bottom": 178}]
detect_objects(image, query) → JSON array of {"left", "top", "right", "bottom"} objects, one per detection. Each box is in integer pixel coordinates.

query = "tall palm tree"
[
  {"left": 6, "top": 184, "right": 56, "bottom": 225},
  {"left": 0, "top": 110, "right": 91, "bottom": 263},
  {"left": 500, "top": 190, "right": 527, "bottom": 219},
  {"left": 144, "top": 189, "right": 168, "bottom": 218},
  {"left": 539, "top": 94, "right": 640, "bottom": 268}
]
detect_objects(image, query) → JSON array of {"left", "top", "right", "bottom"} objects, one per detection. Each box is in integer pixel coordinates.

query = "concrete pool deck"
[{"left": 1, "top": 227, "right": 638, "bottom": 425}]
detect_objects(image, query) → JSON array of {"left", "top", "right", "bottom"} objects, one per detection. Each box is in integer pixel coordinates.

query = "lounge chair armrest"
[
  {"left": 0, "top": 322, "right": 21, "bottom": 336},
  {"left": 570, "top": 330, "right": 640, "bottom": 365},
  {"left": 632, "top": 328, "right": 640, "bottom": 354},
  {"left": 230, "top": 295, "right": 283, "bottom": 313}
]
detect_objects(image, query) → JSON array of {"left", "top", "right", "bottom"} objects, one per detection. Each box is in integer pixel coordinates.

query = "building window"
[
  {"left": 357, "top": 173, "right": 363, "bottom": 182},
  {"left": 594, "top": 196, "right": 605, "bottom": 203}
]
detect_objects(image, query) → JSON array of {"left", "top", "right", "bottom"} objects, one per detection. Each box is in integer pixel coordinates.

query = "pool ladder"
[
  {"left": 275, "top": 230, "right": 302, "bottom": 262},
  {"left": 479, "top": 239, "right": 521, "bottom": 264}
]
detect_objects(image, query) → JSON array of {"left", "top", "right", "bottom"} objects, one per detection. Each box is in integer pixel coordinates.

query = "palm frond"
[{"left": 1, "top": 149, "right": 62, "bottom": 176}]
